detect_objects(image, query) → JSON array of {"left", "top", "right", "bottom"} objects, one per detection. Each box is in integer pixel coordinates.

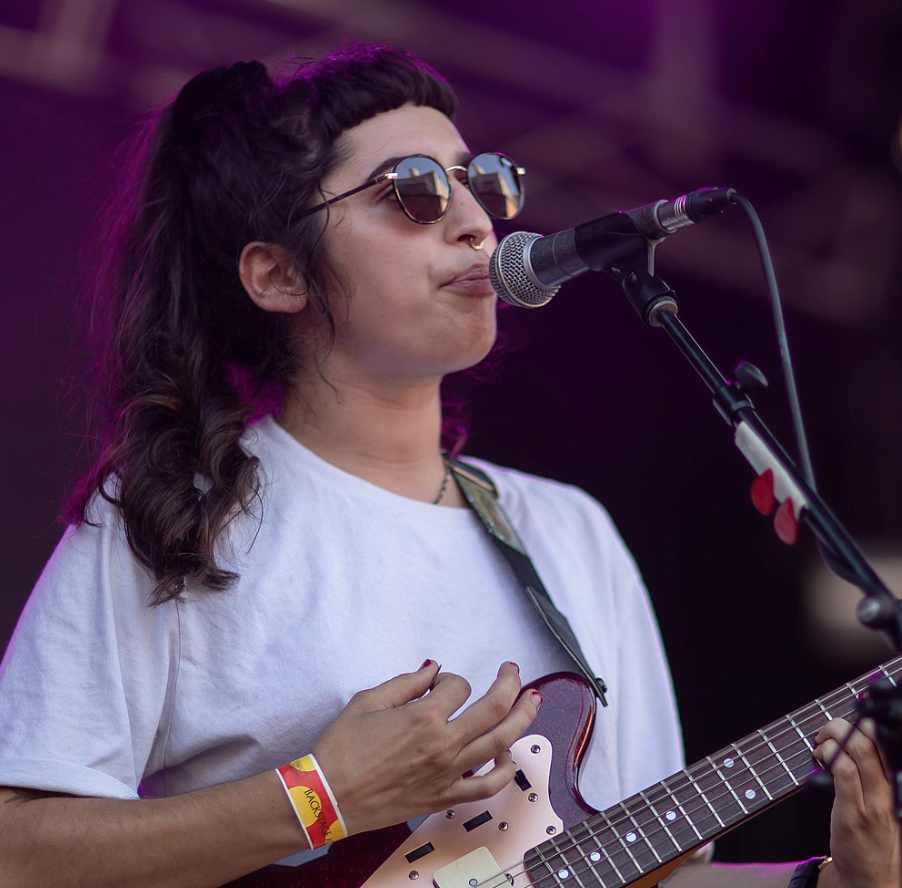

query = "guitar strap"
[{"left": 451, "top": 459, "right": 609, "bottom": 707}]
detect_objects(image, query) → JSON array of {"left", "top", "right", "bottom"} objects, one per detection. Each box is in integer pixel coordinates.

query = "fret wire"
[
  {"left": 582, "top": 854, "right": 609, "bottom": 888},
  {"left": 879, "top": 664, "right": 899, "bottom": 686},
  {"left": 638, "top": 788, "right": 683, "bottom": 854},
  {"left": 534, "top": 841, "right": 558, "bottom": 888},
  {"left": 688, "top": 766, "right": 729, "bottom": 825},
  {"left": 590, "top": 819, "right": 628, "bottom": 885},
  {"left": 600, "top": 807, "right": 645, "bottom": 875},
  {"left": 545, "top": 658, "right": 902, "bottom": 874},
  {"left": 704, "top": 755, "right": 744, "bottom": 818},
  {"left": 572, "top": 739, "right": 809, "bottom": 853},
  {"left": 786, "top": 712, "right": 814, "bottom": 750},
  {"left": 552, "top": 658, "right": 902, "bottom": 880},
  {"left": 661, "top": 775, "right": 704, "bottom": 841},
  {"left": 615, "top": 835, "right": 642, "bottom": 874},
  {"left": 756, "top": 731, "right": 799, "bottom": 786},
  {"left": 560, "top": 743, "right": 813, "bottom": 867},
  {"left": 735, "top": 745, "right": 774, "bottom": 801},
  {"left": 540, "top": 745, "right": 824, "bottom": 888},
  {"left": 618, "top": 800, "right": 663, "bottom": 865},
  {"left": 555, "top": 841, "right": 591, "bottom": 888},
  {"left": 814, "top": 697, "right": 832, "bottom": 721},
  {"left": 560, "top": 743, "right": 811, "bottom": 878}
]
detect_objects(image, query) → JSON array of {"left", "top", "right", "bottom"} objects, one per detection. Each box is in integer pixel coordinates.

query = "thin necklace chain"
[{"left": 433, "top": 455, "right": 451, "bottom": 505}]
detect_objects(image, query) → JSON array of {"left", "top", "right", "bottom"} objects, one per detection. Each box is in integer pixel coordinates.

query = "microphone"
[{"left": 489, "top": 186, "right": 736, "bottom": 307}]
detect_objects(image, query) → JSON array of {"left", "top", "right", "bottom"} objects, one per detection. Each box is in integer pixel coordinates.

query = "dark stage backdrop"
[{"left": 2, "top": 0, "right": 902, "bottom": 870}]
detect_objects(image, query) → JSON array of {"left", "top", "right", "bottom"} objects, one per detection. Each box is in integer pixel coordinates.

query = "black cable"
[{"left": 730, "top": 192, "right": 817, "bottom": 490}]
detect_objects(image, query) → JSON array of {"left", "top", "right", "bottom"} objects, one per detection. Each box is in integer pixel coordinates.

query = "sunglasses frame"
[{"left": 299, "top": 152, "right": 526, "bottom": 224}]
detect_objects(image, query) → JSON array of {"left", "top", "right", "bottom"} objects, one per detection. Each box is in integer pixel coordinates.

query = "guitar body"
[
  {"left": 222, "top": 673, "right": 601, "bottom": 888},
  {"left": 221, "top": 656, "right": 900, "bottom": 888}
]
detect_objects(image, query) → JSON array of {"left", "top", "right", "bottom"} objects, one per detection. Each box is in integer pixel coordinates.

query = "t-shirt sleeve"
[{"left": 0, "top": 504, "right": 178, "bottom": 799}]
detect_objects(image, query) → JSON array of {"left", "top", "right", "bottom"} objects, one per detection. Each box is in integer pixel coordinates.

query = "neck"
[{"left": 279, "top": 371, "right": 465, "bottom": 507}]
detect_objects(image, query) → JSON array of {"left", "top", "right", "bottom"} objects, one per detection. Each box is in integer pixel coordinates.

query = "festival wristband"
[{"left": 275, "top": 753, "right": 348, "bottom": 849}]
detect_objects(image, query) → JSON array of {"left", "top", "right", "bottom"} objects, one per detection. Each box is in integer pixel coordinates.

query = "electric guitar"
[{"left": 222, "top": 656, "right": 900, "bottom": 888}]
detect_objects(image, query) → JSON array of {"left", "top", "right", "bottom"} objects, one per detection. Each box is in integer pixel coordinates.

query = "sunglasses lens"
[
  {"left": 467, "top": 153, "right": 524, "bottom": 220},
  {"left": 393, "top": 156, "right": 451, "bottom": 223}
]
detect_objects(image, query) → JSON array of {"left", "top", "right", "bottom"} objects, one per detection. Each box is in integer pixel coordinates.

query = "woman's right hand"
[{"left": 311, "top": 660, "right": 541, "bottom": 836}]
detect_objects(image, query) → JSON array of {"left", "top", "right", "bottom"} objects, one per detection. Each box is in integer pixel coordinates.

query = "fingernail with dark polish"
[
  {"left": 420, "top": 659, "right": 434, "bottom": 670},
  {"left": 508, "top": 661, "right": 520, "bottom": 673},
  {"left": 531, "top": 690, "right": 543, "bottom": 707}
]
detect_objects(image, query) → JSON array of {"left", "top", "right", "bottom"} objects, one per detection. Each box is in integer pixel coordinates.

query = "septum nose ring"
[{"left": 468, "top": 237, "right": 485, "bottom": 251}]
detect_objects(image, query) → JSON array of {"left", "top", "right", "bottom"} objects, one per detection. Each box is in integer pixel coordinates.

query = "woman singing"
[{"left": 0, "top": 42, "right": 894, "bottom": 888}]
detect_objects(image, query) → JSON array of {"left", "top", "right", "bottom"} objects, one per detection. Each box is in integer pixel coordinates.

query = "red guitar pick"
[
  {"left": 750, "top": 469, "right": 776, "bottom": 516},
  {"left": 774, "top": 497, "right": 798, "bottom": 545}
]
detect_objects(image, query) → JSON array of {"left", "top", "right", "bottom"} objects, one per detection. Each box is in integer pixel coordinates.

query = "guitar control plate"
[{"left": 362, "top": 734, "right": 560, "bottom": 888}]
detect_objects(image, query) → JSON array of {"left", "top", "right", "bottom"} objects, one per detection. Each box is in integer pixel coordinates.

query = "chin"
[{"left": 446, "top": 334, "right": 498, "bottom": 375}]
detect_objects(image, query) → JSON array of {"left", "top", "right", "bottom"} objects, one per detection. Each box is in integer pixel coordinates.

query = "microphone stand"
[{"left": 600, "top": 238, "right": 902, "bottom": 875}]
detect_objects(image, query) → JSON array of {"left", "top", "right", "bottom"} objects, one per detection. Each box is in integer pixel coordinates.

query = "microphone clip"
[{"left": 603, "top": 240, "right": 679, "bottom": 327}]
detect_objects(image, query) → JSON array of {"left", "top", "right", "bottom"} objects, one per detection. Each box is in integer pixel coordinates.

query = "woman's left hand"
[{"left": 813, "top": 717, "right": 900, "bottom": 888}]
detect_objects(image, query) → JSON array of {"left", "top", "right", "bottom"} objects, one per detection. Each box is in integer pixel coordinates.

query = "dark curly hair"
[{"left": 65, "top": 43, "right": 458, "bottom": 605}]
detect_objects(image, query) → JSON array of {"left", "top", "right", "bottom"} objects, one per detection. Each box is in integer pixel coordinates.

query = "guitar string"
[
  {"left": 523, "top": 743, "right": 824, "bottom": 888},
  {"left": 520, "top": 689, "right": 867, "bottom": 888},
  {"left": 493, "top": 663, "right": 900, "bottom": 888},
  {"left": 481, "top": 736, "right": 837, "bottom": 888},
  {"left": 542, "top": 659, "right": 899, "bottom": 857},
  {"left": 467, "top": 661, "right": 900, "bottom": 888}
]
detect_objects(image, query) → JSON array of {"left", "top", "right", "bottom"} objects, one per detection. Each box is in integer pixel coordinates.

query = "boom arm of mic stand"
[{"left": 606, "top": 252, "right": 902, "bottom": 654}]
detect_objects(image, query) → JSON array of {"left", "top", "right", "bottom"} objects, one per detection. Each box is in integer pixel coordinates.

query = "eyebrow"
[{"left": 362, "top": 151, "right": 472, "bottom": 182}]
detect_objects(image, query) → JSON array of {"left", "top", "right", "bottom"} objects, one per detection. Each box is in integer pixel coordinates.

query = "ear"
[{"left": 238, "top": 242, "right": 309, "bottom": 314}]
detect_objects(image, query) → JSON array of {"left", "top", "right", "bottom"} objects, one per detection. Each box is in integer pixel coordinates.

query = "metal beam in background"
[
  {"left": 1, "top": 0, "right": 897, "bottom": 322},
  {"left": 0, "top": 0, "right": 119, "bottom": 93}
]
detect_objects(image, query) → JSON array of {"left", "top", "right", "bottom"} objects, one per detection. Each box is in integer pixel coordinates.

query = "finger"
[
  {"left": 449, "top": 662, "right": 523, "bottom": 741},
  {"left": 445, "top": 752, "right": 518, "bottom": 805},
  {"left": 355, "top": 659, "right": 441, "bottom": 711},
  {"left": 421, "top": 672, "right": 474, "bottom": 718},
  {"left": 814, "top": 719, "right": 867, "bottom": 810},
  {"left": 817, "top": 717, "right": 892, "bottom": 803},
  {"left": 455, "top": 689, "right": 542, "bottom": 774}
]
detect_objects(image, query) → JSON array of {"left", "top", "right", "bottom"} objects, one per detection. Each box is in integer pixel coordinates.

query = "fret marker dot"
[
  {"left": 665, "top": 811, "right": 677, "bottom": 821},
  {"left": 558, "top": 869, "right": 570, "bottom": 880},
  {"left": 723, "top": 757, "right": 734, "bottom": 768},
  {"left": 590, "top": 852, "right": 602, "bottom": 863},
  {"left": 745, "top": 789, "right": 756, "bottom": 800},
  {"left": 625, "top": 832, "right": 637, "bottom": 843}
]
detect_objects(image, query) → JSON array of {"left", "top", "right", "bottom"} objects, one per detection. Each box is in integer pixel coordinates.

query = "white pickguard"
[{"left": 361, "top": 734, "right": 560, "bottom": 888}]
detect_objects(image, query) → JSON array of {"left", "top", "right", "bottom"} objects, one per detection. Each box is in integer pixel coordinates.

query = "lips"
[{"left": 442, "top": 263, "right": 494, "bottom": 295}]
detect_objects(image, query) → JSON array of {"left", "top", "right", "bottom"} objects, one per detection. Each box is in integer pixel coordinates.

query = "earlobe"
[{"left": 238, "top": 242, "right": 309, "bottom": 314}]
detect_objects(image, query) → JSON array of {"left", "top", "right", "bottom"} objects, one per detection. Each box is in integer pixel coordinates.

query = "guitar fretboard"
[{"left": 524, "top": 656, "right": 902, "bottom": 888}]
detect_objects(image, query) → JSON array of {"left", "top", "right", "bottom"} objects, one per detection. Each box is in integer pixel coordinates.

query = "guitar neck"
[{"left": 525, "top": 655, "right": 902, "bottom": 888}]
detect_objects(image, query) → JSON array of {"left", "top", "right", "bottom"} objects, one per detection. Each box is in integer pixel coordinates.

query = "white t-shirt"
[{"left": 0, "top": 416, "right": 682, "bottom": 817}]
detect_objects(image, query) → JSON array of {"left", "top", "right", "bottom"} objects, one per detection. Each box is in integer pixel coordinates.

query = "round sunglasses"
[{"left": 300, "top": 152, "right": 526, "bottom": 224}]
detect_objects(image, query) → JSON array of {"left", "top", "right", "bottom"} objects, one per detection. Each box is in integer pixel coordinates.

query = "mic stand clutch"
[{"left": 602, "top": 245, "right": 902, "bottom": 870}]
